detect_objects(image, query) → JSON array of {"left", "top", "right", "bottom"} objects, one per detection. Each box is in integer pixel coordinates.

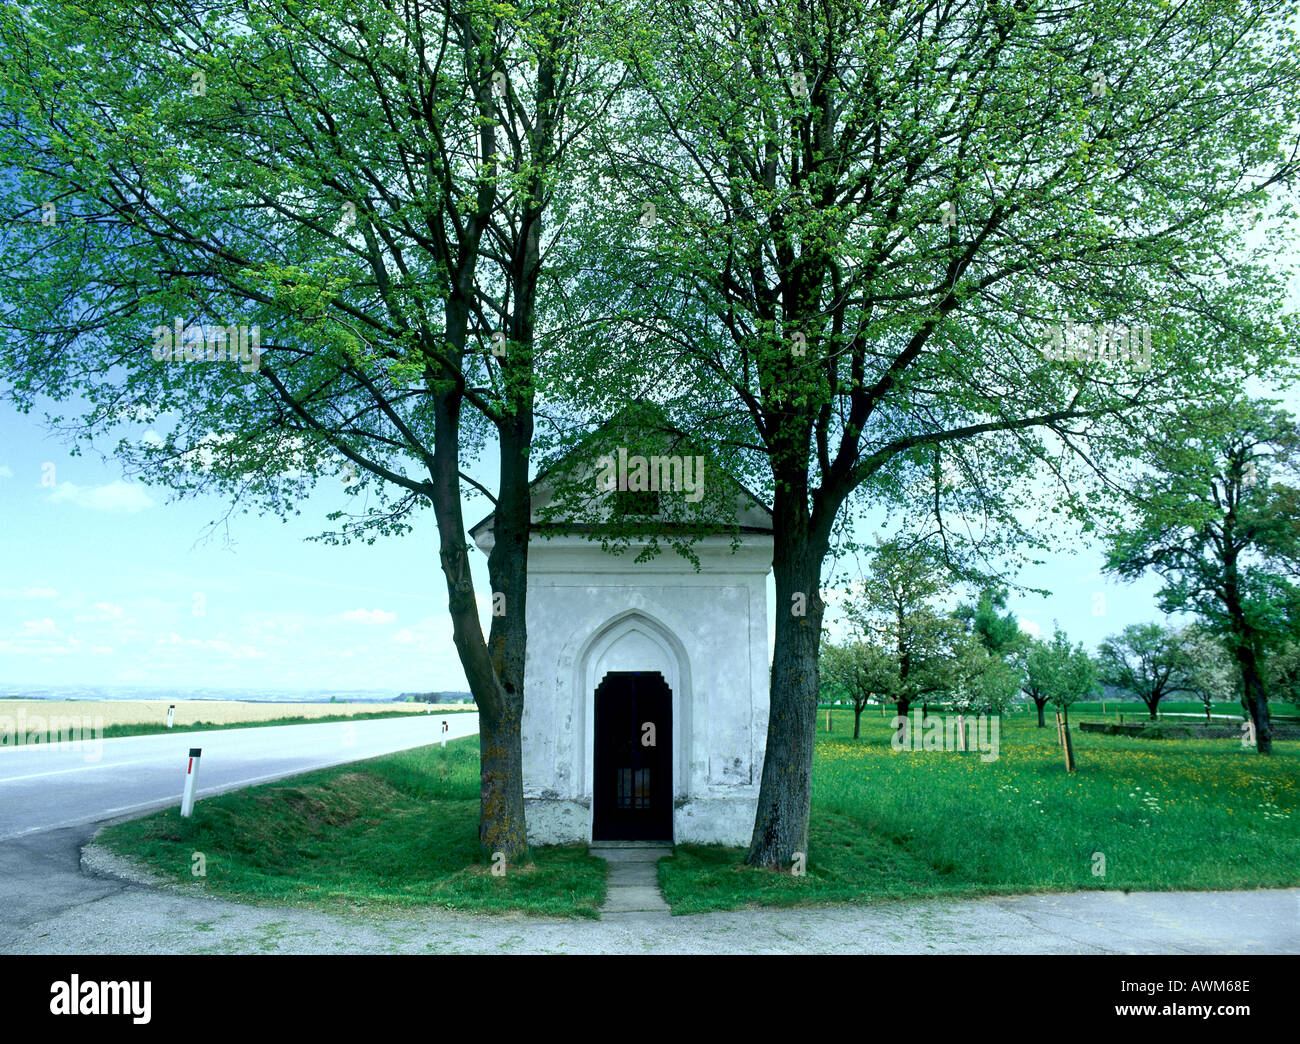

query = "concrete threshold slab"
[
  {"left": 603, "top": 884, "right": 670, "bottom": 913},
  {"left": 590, "top": 845, "right": 672, "bottom": 863},
  {"left": 591, "top": 845, "right": 673, "bottom": 914},
  {"left": 607, "top": 863, "right": 660, "bottom": 886}
]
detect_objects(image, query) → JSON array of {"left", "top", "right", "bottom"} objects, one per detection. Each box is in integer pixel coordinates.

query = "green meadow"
[
  {"left": 659, "top": 709, "right": 1299, "bottom": 913},
  {"left": 100, "top": 711, "right": 1298, "bottom": 917},
  {"left": 97, "top": 736, "right": 606, "bottom": 918}
]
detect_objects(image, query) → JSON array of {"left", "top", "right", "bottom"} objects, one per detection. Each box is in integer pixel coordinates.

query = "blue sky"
[
  {"left": 0, "top": 388, "right": 1192, "bottom": 694},
  {"left": 0, "top": 404, "right": 472, "bottom": 692}
]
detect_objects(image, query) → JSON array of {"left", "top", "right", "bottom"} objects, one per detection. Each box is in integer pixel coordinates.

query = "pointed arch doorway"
[{"left": 592, "top": 670, "right": 673, "bottom": 841}]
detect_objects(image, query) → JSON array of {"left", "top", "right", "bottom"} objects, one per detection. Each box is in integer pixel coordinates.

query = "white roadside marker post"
[
  {"left": 166, "top": 704, "right": 175, "bottom": 729},
  {"left": 181, "top": 747, "right": 202, "bottom": 817},
  {"left": 441, "top": 720, "right": 448, "bottom": 749}
]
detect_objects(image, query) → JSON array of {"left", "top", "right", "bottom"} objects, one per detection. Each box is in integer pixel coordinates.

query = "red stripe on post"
[{"left": 187, "top": 758, "right": 193, "bottom": 774}]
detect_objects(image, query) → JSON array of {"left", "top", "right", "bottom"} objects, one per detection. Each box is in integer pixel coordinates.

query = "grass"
[
  {"left": 97, "top": 736, "right": 606, "bottom": 918},
  {"left": 659, "top": 711, "right": 1299, "bottom": 914},
  {"left": 100, "top": 705, "right": 1298, "bottom": 919}
]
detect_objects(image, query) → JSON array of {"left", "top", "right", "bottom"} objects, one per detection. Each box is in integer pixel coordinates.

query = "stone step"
[
  {"left": 606, "top": 862, "right": 660, "bottom": 886},
  {"left": 591, "top": 845, "right": 673, "bottom": 914},
  {"left": 589, "top": 846, "right": 672, "bottom": 863},
  {"left": 603, "top": 884, "right": 671, "bottom": 913}
]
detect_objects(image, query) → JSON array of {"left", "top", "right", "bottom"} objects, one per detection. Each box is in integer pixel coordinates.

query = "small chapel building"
[{"left": 470, "top": 412, "right": 773, "bottom": 846}]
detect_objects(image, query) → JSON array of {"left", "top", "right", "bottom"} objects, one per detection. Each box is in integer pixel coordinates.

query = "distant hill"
[{"left": 395, "top": 691, "right": 473, "bottom": 704}]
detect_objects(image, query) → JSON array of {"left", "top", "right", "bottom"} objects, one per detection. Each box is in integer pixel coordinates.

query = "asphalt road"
[{"left": 0, "top": 712, "right": 480, "bottom": 841}]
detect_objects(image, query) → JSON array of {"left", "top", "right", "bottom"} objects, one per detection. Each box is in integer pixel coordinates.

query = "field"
[
  {"left": 659, "top": 710, "right": 1299, "bottom": 913},
  {"left": 0, "top": 699, "right": 467, "bottom": 740},
  {"left": 98, "top": 708, "right": 1298, "bottom": 918},
  {"left": 96, "top": 736, "right": 606, "bottom": 918}
]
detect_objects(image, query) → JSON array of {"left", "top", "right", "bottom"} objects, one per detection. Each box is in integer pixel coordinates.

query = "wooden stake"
[{"left": 1056, "top": 711, "right": 1076, "bottom": 772}]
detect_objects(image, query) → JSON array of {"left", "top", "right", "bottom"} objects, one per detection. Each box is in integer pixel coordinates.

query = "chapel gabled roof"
[{"left": 468, "top": 403, "right": 773, "bottom": 542}]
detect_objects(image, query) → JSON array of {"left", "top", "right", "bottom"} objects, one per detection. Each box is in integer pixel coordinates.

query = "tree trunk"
[
  {"left": 745, "top": 498, "right": 826, "bottom": 870},
  {"left": 896, "top": 697, "right": 911, "bottom": 720},
  {"left": 428, "top": 305, "right": 529, "bottom": 861},
  {"left": 853, "top": 703, "right": 862, "bottom": 739},
  {"left": 480, "top": 412, "right": 533, "bottom": 857},
  {"left": 1222, "top": 543, "right": 1272, "bottom": 754},
  {"left": 476, "top": 702, "right": 526, "bottom": 856},
  {"left": 1233, "top": 643, "right": 1273, "bottom": 755},
  {"left": 1035, "top": 696, "right": 1047, "bottom": 728}
]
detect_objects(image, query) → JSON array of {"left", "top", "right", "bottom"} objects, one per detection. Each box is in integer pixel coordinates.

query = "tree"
[
  {"left": 1096, "top": 623, "right": 1194, "bottom": 721},
  {"left": 955, "top": 588, "right": 1028, "bottom": 659},
  {"left": 1103, "top": 398, "right": 1300, "bottom": 753},
  {"left": 844, "top": 538, "right": 956, "bottom": 721},
  {"left": 593, "top": 0, "right": 1300, "bottom": 866},
  {"left": 1021, "top": 627, "right": 1097, "bottom": 729},
  {"left": 1020, "top": 625, "right": 1096, "bottom": 770},
  {"left": 1263, "top": 640, "right": 1300, "bottom": 710},
  {"left": 0, "top": 0, "right": 618, "bottom": 857},
  {"left": 952, "top": 635, "right": 1021, "bottom": 716},
  {"left": 1020, "top": 638, "right": 1058, "bottom": 729},
  {"left": 819, "top": 638, "right": 894, "bottom": 739},
  {"left": 1181, "top": 624, "right": 1241, "bottom": 722}
]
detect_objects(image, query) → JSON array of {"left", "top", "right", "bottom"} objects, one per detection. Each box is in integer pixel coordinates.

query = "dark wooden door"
[{"left": 592, "top": 671, "right": 673, "bottom": 841}]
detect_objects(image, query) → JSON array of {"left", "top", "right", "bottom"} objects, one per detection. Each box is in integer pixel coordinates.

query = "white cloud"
[
  {"left": 1019, "top": 619, "right": 1043, "bottom": 640},
  {"left": 0, "top": 465, "right": 13, "bottom": 479},
  {"left": 0, "top": 587, "right": 58, "bottom": 600},
  {"left": 394, "top": 616, "right": 448, "bottom": 650},
  {"left": 74, "top": 602, "right": 125, "bottom": 623},
  {"left": 48, "top": 480, "right": 154, "bottom": 513},
  {"left": 0, "top": 618, "right": 82, "bottom": 657},
  {"left": 153, "top": 632, "right": 265, "bottom": 658},
  {"left": 338, "top": 608, "right": 397, "bottom": 625}
]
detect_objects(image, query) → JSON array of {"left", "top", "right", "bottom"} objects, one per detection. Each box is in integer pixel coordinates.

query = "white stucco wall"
[{"left": 480, "top": 533, "right": 771, "bottom": 846}]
